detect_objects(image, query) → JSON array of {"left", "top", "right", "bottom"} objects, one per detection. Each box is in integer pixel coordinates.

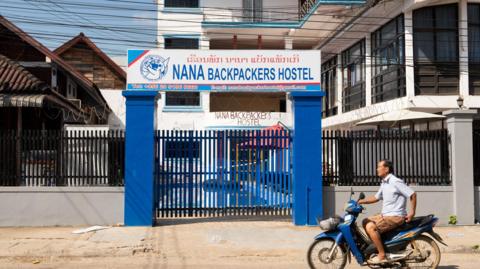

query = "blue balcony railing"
[
  {"left": 202, "top": 0, "right": 366, "bottom": 28},
  {"left": 300, "top": 0, "right": 367, "bottom": 19}
]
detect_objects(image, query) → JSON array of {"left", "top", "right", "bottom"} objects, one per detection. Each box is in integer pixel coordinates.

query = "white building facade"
[
  {"left": 106, "top": 0, "right": 480, "bottom": 131},
  {"left": 146, "top": 0, "right": 370, "bottom": 130},
  {"left": 319, "top": 0, "right": 480, "bottom": 130}
]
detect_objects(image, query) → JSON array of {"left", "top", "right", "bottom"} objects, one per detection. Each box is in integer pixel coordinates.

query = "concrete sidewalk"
[{"left": 0, "top": 220, "right": 479, "bottom": 268}]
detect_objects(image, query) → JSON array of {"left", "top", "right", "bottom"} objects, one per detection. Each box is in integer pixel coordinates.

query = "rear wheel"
[
  {"left": 404, "top": 234, "right": 441, "bottom": 268},
  {"left": 307, "top": 238, "right": 347, "bottom": 269}
]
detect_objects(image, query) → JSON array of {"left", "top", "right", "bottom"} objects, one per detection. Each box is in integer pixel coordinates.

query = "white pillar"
[
  {"left": 200, "top": 35, "right": 210, "bottom": 113},
  {"left": 200, "top": 35, "right": 210, "bottom": 50},
  {"left": 157, "top": 33, "right": 165, "bottom": 112},
  {"left": 157, "top": 0, "right": 164, "bottom": 49},
  {"left": 404, "top": 10, "right": 415, "bottom": 99},
  {"left": 443, "top": 109, "right": 477, "bottom": 225},
  {"left": 285, "top": 37, "right": 294, "bottom": 116},
  {"left": 157, "top": 36, "right": 164, "bottom": 49},
  {"left": 365, "top": 35, "right": 372, "bottom": 106},
  {"left": 286, "top": 94, "right": 293, "bottom": 116},
  {"left": 284, "top": 36, "right": 293, "bottom": 50},
  {"left": 459, "top": 0, "right": 469, "bottom": 97},
  {"left": 336, "top": 54, "right": 343, "bottom": 115}
]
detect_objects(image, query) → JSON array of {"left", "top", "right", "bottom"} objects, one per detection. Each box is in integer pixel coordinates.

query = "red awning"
[{"left": 240, "top": 124, "right": 290, "bottom": 149}]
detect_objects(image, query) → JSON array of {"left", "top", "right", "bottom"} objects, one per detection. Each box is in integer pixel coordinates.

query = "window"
[
  {"left": 66, "top": 78, "right": 77, "bottom": 99},
  {"left": 165, "top": 141, "right": 200, "bottom": 159},
  {"left": 469, "top": 4, "right": 480, "bottom": 95},
  {"left": 164, "top": 38, "right": 199, "bottom": 49},
  {"left": 165, "top": 92, "right": 201, "bottom": 106},
  {"left": 164, "top": 37, "right": 200, "bottom": 108},
  {"left": 321, "top": 57, "right": 338, "bottom": 118},
  {"left": 371, "top": 15, "right": 406, "bottom": 104},
  {"left": 279, "top": 99, "right": 286, "bottom": 113},
  {"left": 210, "top": 93, "right": 286, "bottom": 112},
  {"left": 243, "top": 0, "right": 263, "bottom": 22},
  {"left": 413, "top": 4, "right": 459, "bottom": 95},
  {"left": 342, "top": 40, "right": 366, "bottom": 112},
  {"left": 164, "top": 0, "right": 199, "bottom": 8}
]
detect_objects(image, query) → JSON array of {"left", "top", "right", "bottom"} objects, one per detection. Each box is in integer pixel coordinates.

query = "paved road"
[
  {"left": 1, "top": 253, "right": 479, "bottom": 268},
  {"left": 0, "top": 221, "right": 479, "bottom": 268}
]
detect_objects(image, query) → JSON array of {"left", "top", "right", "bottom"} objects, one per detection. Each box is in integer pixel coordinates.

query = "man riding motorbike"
[{"left": 358, "top": 160, "right": 417, "bottom": 264}]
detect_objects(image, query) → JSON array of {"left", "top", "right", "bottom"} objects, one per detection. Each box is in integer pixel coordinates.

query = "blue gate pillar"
[
  {"left": 291, "top": 91, "right": 324, "bottom": 226},
  {"left": 122, "top": 90, "right": 159, "bottom": 226}
]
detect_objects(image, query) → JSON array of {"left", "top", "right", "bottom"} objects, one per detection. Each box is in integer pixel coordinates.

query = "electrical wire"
[
  {"left": 1, "top": 0, "right": 465, "bottom": 32},
  {"left": 2, "top": 0, "right": 479, "bottom": 92},
  {"left": 3, "top": 14, "right": 476, "bottom": 48},
  {"left": 1, "top": 0, "right": 476, "bottom": 59}
]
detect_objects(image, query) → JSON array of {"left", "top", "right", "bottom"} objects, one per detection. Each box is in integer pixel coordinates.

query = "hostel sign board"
[{"left": 127, "top": 50, "right": 320, "bottom": 91}]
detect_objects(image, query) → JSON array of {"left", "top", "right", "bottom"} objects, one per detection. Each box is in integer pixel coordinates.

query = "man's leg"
[{"left": 364, "top": 220, "right": 386, "bottom": 261}]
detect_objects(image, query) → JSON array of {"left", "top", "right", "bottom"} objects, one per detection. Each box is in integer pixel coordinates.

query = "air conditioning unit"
[{"left": 69, "top": 99, "right": 82, "bottom": 109}]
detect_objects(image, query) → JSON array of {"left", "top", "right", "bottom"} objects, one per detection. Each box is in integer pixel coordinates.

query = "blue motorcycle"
[{"left": 307, "top": 190, "right": 446, "bottom": 268}]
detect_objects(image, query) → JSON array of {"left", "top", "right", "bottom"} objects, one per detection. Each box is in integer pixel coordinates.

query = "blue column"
[
  {"left": 122, "top": 90, "right": 158, "bottom": 226},
  {"left": 291, "top": 91, "right": 324, "bottom": 226}
]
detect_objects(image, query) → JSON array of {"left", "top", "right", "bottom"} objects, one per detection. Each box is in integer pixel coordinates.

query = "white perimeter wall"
[
  {"left": 324, "top": 186, "right": 454, "bottom": 225},
  {"left": 0, "top": 187, "right": 124, "bottom": 227}
]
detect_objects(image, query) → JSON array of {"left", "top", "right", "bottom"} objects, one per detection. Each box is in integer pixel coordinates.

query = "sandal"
[{"left": 368, "top": 255, "right": 389, "bottom": 264}]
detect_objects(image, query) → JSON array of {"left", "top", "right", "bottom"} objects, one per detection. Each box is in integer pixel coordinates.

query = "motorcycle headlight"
[{"left": 344, "top": 202, "right": 354, "bottom": 213}]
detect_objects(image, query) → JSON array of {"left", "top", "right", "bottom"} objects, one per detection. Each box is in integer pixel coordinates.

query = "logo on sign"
[{"left": 140, "top": 55, "right": 169, "bottom": 81}]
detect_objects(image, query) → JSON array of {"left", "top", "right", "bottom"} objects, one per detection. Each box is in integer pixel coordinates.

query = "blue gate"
[{"left": 154, "top": 129, "right": 293, "bottom": 218}]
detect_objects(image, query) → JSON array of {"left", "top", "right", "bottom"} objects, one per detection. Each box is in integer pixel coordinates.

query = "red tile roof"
[
  {"left": 0, "top": 54, "right": 82, "bottom": 114},
  {"left": 0, "top": 54, "right": 48, "bottom": 93},
  {"left": 0, "top": 16, "right": 110, "bottom": 112}
]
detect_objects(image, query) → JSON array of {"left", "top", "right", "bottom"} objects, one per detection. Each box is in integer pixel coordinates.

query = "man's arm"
[
  {"left": 394, "top": 179, "right": 416, "bottom": 222},
  {"left": 406, "top": 193, "right": 417, "bottom": 222},
  {"left": 358, "top": 196, "right": 379, "bottom": 205},
  {"left": 359, "top": 187, "right": 382, "bottom": 205}
]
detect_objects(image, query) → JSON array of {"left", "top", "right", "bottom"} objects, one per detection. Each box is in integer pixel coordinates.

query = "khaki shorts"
[{"left": 365, "top": 214, "right": 405, "bottom": 234}]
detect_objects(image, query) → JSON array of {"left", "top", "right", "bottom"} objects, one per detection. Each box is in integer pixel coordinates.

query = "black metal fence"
[
  {"left": 474, "top": 128, "right": 480, "bottom": 186},
  {"left": 0, "top": 130, "right": 125, "bottom": 186},
  {"left": 322, "top": 129, "right": 451, "bottom": 186},
  {"left": 1, "top": 128, "right": 452, "bottom": 187}
]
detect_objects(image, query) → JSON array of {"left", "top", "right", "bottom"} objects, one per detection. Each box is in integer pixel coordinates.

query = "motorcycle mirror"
[
  {"left": 359, "top": 192, "right": 366, "bottom": 200},
  {"left": 350, "top": 187, "right": 354, "bottom": 200}
]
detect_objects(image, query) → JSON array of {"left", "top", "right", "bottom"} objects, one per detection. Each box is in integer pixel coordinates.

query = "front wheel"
[
  {"left": 307, "top": 238, "right": 347, "bottom": 269},
  {"left": 404, "top": 234, "right": 441, "bottom": 268}
]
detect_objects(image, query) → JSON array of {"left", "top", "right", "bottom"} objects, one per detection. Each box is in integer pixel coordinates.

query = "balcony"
[
  {"left": 300, "top": 0, "right": 367, "bottom": 19},
  {"left": 202, "top": 0, "right": 366, "bottom": 28},
  {"left": 202, "top": 7, "right": 298, "bottom": 27}
]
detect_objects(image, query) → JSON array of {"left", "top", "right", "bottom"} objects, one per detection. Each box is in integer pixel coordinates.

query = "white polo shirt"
[{"left": 374, "top": 174, "right": 415, "bottom": 217}]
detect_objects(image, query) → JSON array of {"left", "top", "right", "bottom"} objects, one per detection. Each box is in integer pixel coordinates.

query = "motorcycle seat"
[
  {"left": 413, "top": 214, "right": 435, "bottom": 226},
  {"left": 381, "top": 215, "right": 434, "bottom": 241},
  {"left": 393, "top": 214, "right": 434, "bottom": 232}
]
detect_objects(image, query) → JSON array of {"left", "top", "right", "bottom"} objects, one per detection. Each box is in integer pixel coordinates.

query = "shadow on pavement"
[
  {"left": 156, "top": 215, "right": 292, "bottom": 226},
  {"left": 438, "top": 266, "right": 459, "bottom": 269}
]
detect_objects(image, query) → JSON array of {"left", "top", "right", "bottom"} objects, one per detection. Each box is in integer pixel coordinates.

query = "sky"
[{"left": 0, "top": 0, "right": 157, "bottom": 67}]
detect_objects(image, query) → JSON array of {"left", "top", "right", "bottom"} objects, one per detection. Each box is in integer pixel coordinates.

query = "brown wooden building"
[
  {"left": 54, "top": 33, "right": 126, "bottom": 90},
  {"left": 0, "top": 16, "right": 111, "bottom": 130}
]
